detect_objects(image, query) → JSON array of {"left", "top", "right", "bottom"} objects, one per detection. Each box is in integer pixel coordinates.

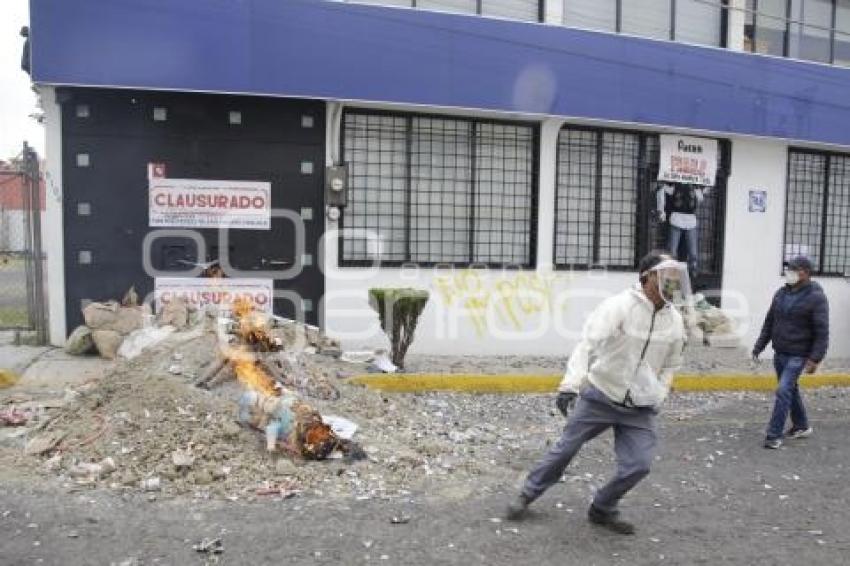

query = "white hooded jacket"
[{"left": 559, "top": 285, "right": 685, "bottom": 408}]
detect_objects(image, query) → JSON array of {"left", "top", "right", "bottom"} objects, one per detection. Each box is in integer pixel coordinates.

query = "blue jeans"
[
  {"left": 667, "top": 226, "right": 699, "bottom": 274},
  {"left": 766, "top": 354, "right": 809, "bottom": 440}
]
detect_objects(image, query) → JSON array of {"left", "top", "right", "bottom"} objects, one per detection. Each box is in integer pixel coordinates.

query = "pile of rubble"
[{"left": 4, "top": 296, "right": 511, "bottom": 502}]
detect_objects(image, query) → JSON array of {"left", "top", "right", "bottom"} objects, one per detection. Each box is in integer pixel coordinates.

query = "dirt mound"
[{"left": 21, "top": 330, "right": 494, "bottom": 501}]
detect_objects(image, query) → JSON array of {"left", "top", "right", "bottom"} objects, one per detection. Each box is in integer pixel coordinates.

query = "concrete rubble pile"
[{"left": 8, "top": 298, "right": 523, "bottom": 502}]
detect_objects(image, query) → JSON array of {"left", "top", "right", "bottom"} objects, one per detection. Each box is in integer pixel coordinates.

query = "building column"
[
  {"left": 535, "top": 117, "right": 565, "bottom": 270},
  {"left": 544, "top": 0, "right": 564, "bottom": 26},
  {"left": 41, "top": 86, "right": 67, "bottom": 345},
  {"left": 727, "top": 0, "right": 747, "bottom": 51}
]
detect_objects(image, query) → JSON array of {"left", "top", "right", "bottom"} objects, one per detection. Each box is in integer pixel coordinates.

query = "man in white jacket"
[{"left": 506, "top": 251, "right": 686, "bottom": 535}]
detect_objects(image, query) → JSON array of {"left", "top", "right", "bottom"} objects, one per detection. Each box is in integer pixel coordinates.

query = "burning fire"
[
  {"left": 232, "top": 352, "right": 279, "bottom": 398},
  {"left": 229, "top": 298, "right": 280, "bottom": 397}
]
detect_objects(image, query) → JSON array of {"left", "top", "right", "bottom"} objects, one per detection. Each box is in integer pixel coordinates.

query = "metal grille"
[
  {"left": 785, "top": 149, "right": 850, "bottom": 275},
  {"left": 555, "top": 127, "right": 728, "bottom": 279},
  {"left": 826, "top": 155, "right": 850, "bottom": 274},
  {"left": 0, "top": 143, "right": 46, "bottom": 339},
  {"left": 554, "top": 128, "right": 640, "bottom": 269},
  {"left": 342, "top": 111, "right": 537, "bottom": 267}
]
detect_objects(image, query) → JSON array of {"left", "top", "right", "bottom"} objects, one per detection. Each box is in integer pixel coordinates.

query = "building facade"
[{"left": 28, "top": 0, "right": 850, "bottom": 356}]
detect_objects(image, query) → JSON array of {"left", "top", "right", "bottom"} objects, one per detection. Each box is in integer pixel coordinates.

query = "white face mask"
[{"left": 784, "top": 270, "right": 800, "bottom": 286}]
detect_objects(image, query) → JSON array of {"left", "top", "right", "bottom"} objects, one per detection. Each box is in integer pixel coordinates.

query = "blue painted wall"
[{"left": 29, "top": 0, "right": 850, "bottom": 146}]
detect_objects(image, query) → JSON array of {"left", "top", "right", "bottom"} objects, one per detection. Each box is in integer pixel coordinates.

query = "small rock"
[{"left": 275, "top": 459, "right": 298, "bottom": 475}]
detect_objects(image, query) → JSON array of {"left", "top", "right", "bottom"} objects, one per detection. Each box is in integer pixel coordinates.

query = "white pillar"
[
  {"left": 727, "top": 0, "right": 746, "bottom": 52},
  {"left": 535, "top": 117, "right": 565, "bottom": 270},
  {"left": 544, "top": 0, "right": 563, "bottom": 26},
  {"left": 42, "top": 86, "right": 67, "bottom": 345}
]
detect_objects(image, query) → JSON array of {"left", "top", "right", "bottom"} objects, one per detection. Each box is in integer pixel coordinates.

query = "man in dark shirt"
[{"left": 753, "top": 256, "right": 830, "bottom": 449}]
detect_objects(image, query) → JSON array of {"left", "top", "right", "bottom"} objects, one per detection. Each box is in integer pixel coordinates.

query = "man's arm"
[
  {"left": 559, "top": 297, "right": 625, "bottom": 394},
  {"left": 807, "top": 294, "right": 830, "bottom": 371},
  {"left": 753, "top": 293, "right": 777, "bottom": 357},
  {"left": 658, "top": 332, "right": 685, "bottom": 392}
]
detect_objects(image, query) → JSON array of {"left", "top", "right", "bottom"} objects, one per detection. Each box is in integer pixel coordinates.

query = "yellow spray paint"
[{"left": 433, "top": 270, "right": 559, "bottom": 337}]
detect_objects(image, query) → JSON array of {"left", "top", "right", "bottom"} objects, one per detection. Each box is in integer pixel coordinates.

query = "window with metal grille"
[
  {"left": 785, "top": 149, "right": 850, "bottom": 275},
  {"left": 341, "top": 111, "right": 538, "bottom": 267},
  {"left": 555, "top": 126, "right": 728, "bottom": 277}
]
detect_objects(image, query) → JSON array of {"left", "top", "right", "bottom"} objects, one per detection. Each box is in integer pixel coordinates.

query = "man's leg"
[
  {"left": 520, "top": 398, "right": 610, "bottom": 503},
  {"left": 591, "top": 419, "right": 657, "bottom": 516},
  {"left": 766, "top": 355, "right": 806, "bottom": 442},
  {"left": 684, "top": 227, "right": 699, "bottom": 274},
  {"left": 789, "top": 383, "right": 809, "bottom": 428},
  {"left": 667, "top": 226, "right": 682, "bottom": 261}
]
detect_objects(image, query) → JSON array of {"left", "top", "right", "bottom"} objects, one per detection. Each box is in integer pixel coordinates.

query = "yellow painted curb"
[{"left": 350, "top": 373, "right": 850, "bottom": 393}]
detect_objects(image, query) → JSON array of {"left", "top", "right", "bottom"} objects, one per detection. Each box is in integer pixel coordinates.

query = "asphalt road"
[{"left": 2, "top": 391, "right": 849, "bottom": 566}]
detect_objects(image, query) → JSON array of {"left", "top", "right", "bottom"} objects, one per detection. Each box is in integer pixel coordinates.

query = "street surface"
[{"left": 1, "top": 389, "right": 848, "bottom": 565}]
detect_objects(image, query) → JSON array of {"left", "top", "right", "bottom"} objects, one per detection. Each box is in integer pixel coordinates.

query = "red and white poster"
[
  {"left": 657, "top": 135, "right": 718, "bottom": 186},
  {"left": 155, "top": 277, "right": 274, "bottom": 314},
  {"left": 148, "top": 163, "right": 271, "bottom": 230}
]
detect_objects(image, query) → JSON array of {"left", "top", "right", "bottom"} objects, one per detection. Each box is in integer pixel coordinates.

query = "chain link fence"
[{"left": 0, "top": 143, "right": 47, "bottom": 342}]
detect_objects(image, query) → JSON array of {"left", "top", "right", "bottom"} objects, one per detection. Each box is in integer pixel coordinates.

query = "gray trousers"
[{"left": 522, "top": 386, "right": 658, "bottom": 514}]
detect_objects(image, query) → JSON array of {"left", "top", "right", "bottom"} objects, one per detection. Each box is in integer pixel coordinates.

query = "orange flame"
[{"left": 232, "top": 352, "right": 279, "bottom": 397}]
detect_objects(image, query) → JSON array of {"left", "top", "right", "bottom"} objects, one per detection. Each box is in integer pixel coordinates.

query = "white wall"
[{"left": 722, "top": 137, "right": 850, "bottom": 359}]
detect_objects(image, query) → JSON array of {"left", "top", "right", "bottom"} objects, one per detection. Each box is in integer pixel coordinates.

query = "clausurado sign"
[
  {"left": 148, "top": 163, "right": 271, "bottom": 230},
  {"left": 658, "top": 135, "right": 718, "bottom": 186},
  {"left": 155, "top": 277, "right": 274, "bottom": 314}
]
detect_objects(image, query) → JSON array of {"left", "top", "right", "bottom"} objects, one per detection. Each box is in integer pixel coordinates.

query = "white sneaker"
[{"left": 786, "top": 427, "right": 813, "bottom": 439}]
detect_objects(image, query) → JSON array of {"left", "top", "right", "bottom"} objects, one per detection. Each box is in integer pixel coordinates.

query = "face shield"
[{"left": 646, "top": 259, "right": 692, "bottom": 305}]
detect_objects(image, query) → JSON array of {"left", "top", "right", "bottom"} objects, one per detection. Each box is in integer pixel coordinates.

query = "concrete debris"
[
  {"left": 65, "top": 325, "right": 96, "bottom": 355},
  {"left": 24, "top": 430, "right": 66, "bottom": 456},
  {"left": 117, "top": 326, "right": 175, "bottom": 360},
  {"left": 91, "top": 330, "right": 124, "bottom": 360},
  {"left": 193, "top": 537, "right": 224, "bottom": 555},
  {"left": 159, "top": 297, "right": 190, "bottom": 330}
]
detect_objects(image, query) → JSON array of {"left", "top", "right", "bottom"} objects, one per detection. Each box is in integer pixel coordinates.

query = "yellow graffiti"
[{"left": 433, "top": 270, "right": 557, "bottom": 337}]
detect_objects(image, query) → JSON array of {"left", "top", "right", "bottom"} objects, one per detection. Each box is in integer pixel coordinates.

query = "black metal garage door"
[{"left": 60, "top": 88, "right": 325, "bottom": 331}]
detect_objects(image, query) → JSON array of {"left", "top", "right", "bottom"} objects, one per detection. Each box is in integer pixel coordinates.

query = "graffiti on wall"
[{"left": 433, "top": 270, "right": 560, "bottom": 337}]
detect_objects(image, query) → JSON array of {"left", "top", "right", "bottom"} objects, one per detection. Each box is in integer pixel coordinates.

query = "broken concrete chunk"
[
  {"left": 158, "top": 297, "right": 190, "bottom": 330},
  {"left": 92, "top": 330, "right": 123, "bottom": 360},
  {"left": 25, "top": 430, "right": 67, "bottom": 456},
  {"left": 65, "top": 325, "right": 95, "bottom": 355},
  {"left": 82, "top": 301, "right": 120, "bottom": 329}
]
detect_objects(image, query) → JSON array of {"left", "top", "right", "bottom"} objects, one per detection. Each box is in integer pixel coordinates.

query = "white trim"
[{"left": 42, "top": 86, "right": 67, "bottom": 345}]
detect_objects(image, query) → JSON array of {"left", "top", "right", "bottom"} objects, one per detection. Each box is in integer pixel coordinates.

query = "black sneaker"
[
  {"left": 763, "top": 437, "right": 782, "bottom": 449},
  {"left": 786, "top": 426, "right": 813, "bottom": 439},
  {"left": 587, "top": 504, "right": 636, "bottom": 535},
  {"left": 505, "top": 494, "right": 531, "bottom": 521}
]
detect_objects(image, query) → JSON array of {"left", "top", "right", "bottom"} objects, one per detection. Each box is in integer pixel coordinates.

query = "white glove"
[{"left": 658, "top": 211, "right": 666, "bottom": 222}]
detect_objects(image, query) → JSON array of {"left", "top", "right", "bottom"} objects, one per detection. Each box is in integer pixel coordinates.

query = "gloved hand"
[
  {"left": 657, "top": 211, "right": 666, "bottom": 223},
  {"left": 750, "top": 351, "right": 761, "bottom": 370},
  {"left": 555, "top": 391, "right": 578, "bottom": 418}
]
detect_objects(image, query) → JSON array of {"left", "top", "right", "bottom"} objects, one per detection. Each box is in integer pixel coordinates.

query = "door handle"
[{"left": 260, "top": 258, "right": 292, "bottom": 267}]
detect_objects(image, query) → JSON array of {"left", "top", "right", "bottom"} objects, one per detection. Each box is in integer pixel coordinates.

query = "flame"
[
  {"left": 228, "top": 298, "right": 280, "bottom": 396},
  {"left": 232, "top": 351, "right": 279, "bottom": 397}
]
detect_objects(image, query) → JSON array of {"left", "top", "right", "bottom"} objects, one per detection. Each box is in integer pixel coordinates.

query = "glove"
[
  {"left": 555, "top": 391, "right": 578, "bottom": 418},
  {"left": 658, "top": 211, "right": 666, "bottom": 223}
]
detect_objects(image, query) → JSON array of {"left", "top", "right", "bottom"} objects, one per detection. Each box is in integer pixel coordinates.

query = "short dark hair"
[{"left": 638, "top": 250, "right": 671, "bottom": 283}]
